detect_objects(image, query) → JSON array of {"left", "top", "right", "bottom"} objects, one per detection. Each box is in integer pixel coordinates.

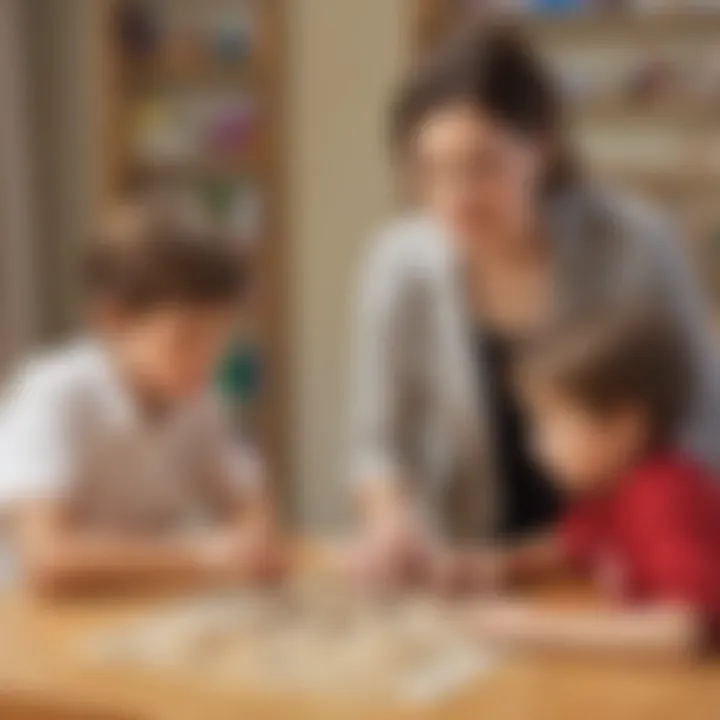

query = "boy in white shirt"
[{"left": 0, "top": 203, "right": 283, "bottom": 595}]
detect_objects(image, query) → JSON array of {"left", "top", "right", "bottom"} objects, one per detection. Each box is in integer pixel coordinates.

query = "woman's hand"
[
  {"left": 236, "top": 525, "right": 289, "bottom": 585},
  {"left": 345, "top": 479, "right": 435, "bottom": 591},
  {"left": 351, "top": 516, "right": 433, "bottom": 590}
]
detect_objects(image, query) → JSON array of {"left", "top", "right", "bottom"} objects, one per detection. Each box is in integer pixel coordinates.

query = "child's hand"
[
  {"left": 346, "top": 510, "right": 435, "bottom": 591},
  {"left": 195, "top": 527, "right": 288, "bottom": 585},
  {"left": 238, "top": 526, "right": 289, "bottom": 585},
  {"left": 430, "top": 547, "right": 507, "bottom": 596}
]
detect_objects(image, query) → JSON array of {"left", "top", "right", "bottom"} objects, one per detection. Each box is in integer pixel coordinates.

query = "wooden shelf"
[
  {"left": 572, "top": 100, "right": 720, "bottom": 127},
  {"left": 132, "top": 147, "right": 265, "bottom": 181},
  {"left": 415, "top": 4, "right": 720, "bottom": 52},
  {"left": 123, "top": 50, "right": 262, "bottom": 95},
  {"left": 518, "top": 11, "right": 720, "bottom": 42},
  {"left": 101, "top": 0, "right": 291, "bottom": 502},
  {"left": 599, "top": 166, "right": 720, "bottom": 194}
]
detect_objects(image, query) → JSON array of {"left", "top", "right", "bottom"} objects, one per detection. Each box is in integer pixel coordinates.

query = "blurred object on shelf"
[
  {"left": 132, "top": 97, "right": 195, "bottom": 165},
  {"left": 626, "top": 55, "right": 680, "bottom": 104},
  {"left": 531, "top": 0, "right": 589, "bottom": 13},
  {"left": 200, "top": 178, "right": 265, "bottom": 247},
  {"left": 119, "top": 1, "right": 159, "bottom": 61},
  {"left": 203, "top": 95, "right": 257, "bottom": 157},
  {"left": 228, "top": 182, "right": 265, "bottom": 247},
  {"left": 208, "top": 13, "right": 254, "bottom": 67},
  {"left": 454, "top": 0, "right": 720, "bottom": 17},
  {"left": 162, "top": 18, "right": 205, "bottom": 76},
  {"left": 117, "top": 1, "right": 256, "bottom": 74},
  {"left": 454, "top": 0, "right": 528, "bottom": 15}
]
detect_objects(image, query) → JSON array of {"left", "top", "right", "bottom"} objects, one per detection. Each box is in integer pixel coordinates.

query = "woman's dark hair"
[{"left": 392, "top": 23, "right": 577, "bottom": 195}]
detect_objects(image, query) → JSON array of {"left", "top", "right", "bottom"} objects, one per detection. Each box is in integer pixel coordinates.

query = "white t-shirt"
[{"left": 0, "top": 341, "right": 260, "bottom": 532}]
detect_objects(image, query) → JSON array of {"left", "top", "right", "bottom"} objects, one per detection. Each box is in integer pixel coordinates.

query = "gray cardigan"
[{"left": 351, "top": 186, "right": 720, "bottom": 540}]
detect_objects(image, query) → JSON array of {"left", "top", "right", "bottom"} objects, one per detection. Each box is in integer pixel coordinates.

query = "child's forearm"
[
  {"left": 27, "top": 529, "right": 241, "bottom": 595},
  {"left": 19, "top": 504, "right": 264, "bottom": 595},
  {"left": 464, "top": 602, "right": 703, "bottom": 660},
  {"left": 500, "top": 532, "right": 566, "bottom": 585},
  {"left": 36, "top": 536, "right": 210, "bottom": 593}
]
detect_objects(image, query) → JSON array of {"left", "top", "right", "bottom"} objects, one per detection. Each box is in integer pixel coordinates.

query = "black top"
[{"left": 480, "top": 332, "right": 563, "bottom": 539}]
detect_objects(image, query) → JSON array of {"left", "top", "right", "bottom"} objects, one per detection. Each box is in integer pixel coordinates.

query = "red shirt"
[{"left": 562, "top": 452, "right": 720, "bottom": 630}]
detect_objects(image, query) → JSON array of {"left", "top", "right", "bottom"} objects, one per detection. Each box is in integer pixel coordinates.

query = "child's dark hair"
[
  {"left": 84, "top": 203, "right": 248, "bottom": 312},
  {"left": 391, "top": 23, "right": 577, "bottom": 194},
  {"left": 516, "top": 308, "right": 692, "bottom": 449}
]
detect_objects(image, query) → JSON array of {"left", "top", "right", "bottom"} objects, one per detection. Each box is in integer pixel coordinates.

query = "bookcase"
[{"left": 99, "top": 0, "right": 290, "bottom": 496}]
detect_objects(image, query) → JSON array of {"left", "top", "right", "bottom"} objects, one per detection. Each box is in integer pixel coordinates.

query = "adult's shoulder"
[
  {"left": 362, "top": 214, "right": 453, "bottom": 293},
  {"left": 565, "top": 184, "right": 686, "bottom": 296},
  {"left": 576, "top": 184, "right": 678, "bottom": 246}
]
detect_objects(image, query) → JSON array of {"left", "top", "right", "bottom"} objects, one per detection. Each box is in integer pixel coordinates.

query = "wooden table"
[{"left": 0, "top": 546, "right": 718, "bottom": 720}]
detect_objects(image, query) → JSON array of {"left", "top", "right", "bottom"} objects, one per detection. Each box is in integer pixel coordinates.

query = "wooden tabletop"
[{"left": 0, "top": 546, "right": 718, "bottom": 720}]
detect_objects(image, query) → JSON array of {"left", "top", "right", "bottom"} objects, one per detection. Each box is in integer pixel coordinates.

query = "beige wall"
[
  {"left": 25, "top": 0, "right": 105, "bottom": 339},
  {"left": 288, "top": 0, "right": 409, "bottom": 528},
  {"left": 0, "top": 0, "right": 37, "bottom": 372}
]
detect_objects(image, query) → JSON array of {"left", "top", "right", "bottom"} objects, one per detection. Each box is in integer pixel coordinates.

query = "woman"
[{"left": 349, "top": 25, "right": 720, "bottom": 584}]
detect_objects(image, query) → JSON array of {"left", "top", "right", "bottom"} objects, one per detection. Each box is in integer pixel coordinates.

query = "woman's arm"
[
  {"left": 348, "top": 226, "right": 441, "bottom": 584},
  {"left": 350, "top": 226, "right": 422, "bottom": 519}
]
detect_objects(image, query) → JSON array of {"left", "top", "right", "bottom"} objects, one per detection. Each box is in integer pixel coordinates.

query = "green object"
[
  {"left": 202, "top": 179, "right": 236, "bottom": 221},
  {"left": 217, "top": 343, "right": 262, "bottom": 403}
]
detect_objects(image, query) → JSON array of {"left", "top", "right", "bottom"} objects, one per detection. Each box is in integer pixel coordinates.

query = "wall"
[
  {"left": 0, "top": 0, "right": 37, "bottom": 373},
  {"left": 24, "top": 0, "right": 105, "bottom": 340},
  {"left": 288, "top": 0, "right": 409, "bottom": 528}
]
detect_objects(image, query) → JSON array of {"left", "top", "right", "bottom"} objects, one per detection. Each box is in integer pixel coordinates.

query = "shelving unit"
[
  {"left": 416, "top": 5, "right": 720, "bottom": 48},
  {"left": 413, "top": 2, "right": 720, "bottom": 303},
  {"left": 99, "top": 0, "right": 290, "bottom": 498}
]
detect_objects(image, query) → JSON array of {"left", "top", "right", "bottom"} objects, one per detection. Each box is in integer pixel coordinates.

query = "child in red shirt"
[{"left": 457, "top": 309, "right": 720, "bottom": 657}]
